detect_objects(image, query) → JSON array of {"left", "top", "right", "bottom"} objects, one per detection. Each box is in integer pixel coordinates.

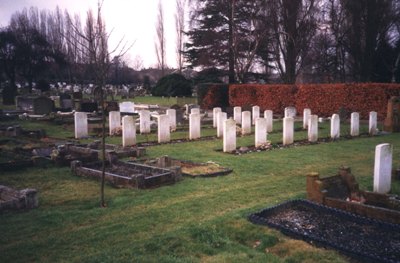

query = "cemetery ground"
[{"left": 1, "top": 100, "right": 400, "bottom": 262}]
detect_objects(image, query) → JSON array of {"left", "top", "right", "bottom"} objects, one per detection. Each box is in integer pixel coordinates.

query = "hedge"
[
  {"left": 198, "top": 83, "right": 229, "bottom": 109},
  {"left": 227, "top": 83, "right": 400, "bottom": 120}
]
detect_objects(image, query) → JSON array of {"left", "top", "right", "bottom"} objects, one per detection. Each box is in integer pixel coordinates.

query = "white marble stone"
[
  {"left": 217, "top": 111, "right": 227, "bottom": 138},
  {"left": 350, "top": 112, "right": 360, "bottom": 137},
  {"left": 369, "top": 111, "right": 378, "bottom": 136},
  {"left": 373, "top": 143, "right": 392, "bottom": 194},
  {"left": 303, "top": 108, "right": 311, "bottom": 129},
  {"left": 255, "top": 117, "right": 267, "bottom": 147},
  {"left": 213, "top": 107, "right": 222, "bottom": 128},
  {"left": 284, "top": 107, "right": 296, "bottom": 118},
  {"left": 109, "top": 111, "right": 121, "bottom": 135},
  {"left": 189, "top": 113, "right": 201, "bottom": 140},
  {"left": 223, "top": 118, "right": 236, "bottom": 152},
  {"left": 308, "top": 115, "right": 318, "bottom": 142},
  {"left": 122, "top": 116, "right": 136, "bottom": 147},
  {"left": 241, "top": 111, "right": 252, "bottom": 135},
  {"left": 74, "top": 112, "right": 88, "bottom": 139},
  {"left": 264, "top": 110, "right": 273, "bottom": 133},
  {"left": 119, "top": 101, "right": 135, "bottom": 113},
  {"left": 330, "top": 114, "right": 340, "bottom": 139},
  {"left": 283, "top": 117, "right": 294, "bottom": 145},
  {"left": 191, "top": 108, "right": 200, "bottom": 114},
  {"left": 233, "top": 106, "right": 242, "bottom": 124},
  {"left": 157, "top": 114, "right": 170, "bottom": 143},
  {"left": 252, "top": 106, "right": 260, "bottom": 125},
  {"left": 166, "top": 109, "right": 177, "bottom": 132},
  {"left": 139, "top": 110, "right": 151, "bottom": 134}
]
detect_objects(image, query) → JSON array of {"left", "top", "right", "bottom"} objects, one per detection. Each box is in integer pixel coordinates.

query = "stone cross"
[
  {"left": 308, "top": 115, "right": 318, "bottom": 142},
  {"left": 213, "top": 107, "right": 222, "bottom": 128},
  {"left": 373, "top": 143, "right": 392, "bottom": 194},
  {"left": 157, "top": 115, "right": 170, "bottom": 143},
  {"left": 330, "top": 114, "right": 340, "bottom": 139},
  {"left": 241, "top": 111, "right": 252, "bottom": 135},
  {"left": 303, "top": 108, "right": 311, "bottom": 129},
  {"left": 350, "top": 112, "right": 359, "bottom": 137},
  {"left": 109, "top": 111, "right": 121, "bottom": 135},
  {"left": 189, "top": 113, "right": 201, "bottom": 140},
  {"left": 217, "top": 111, "right": 227, "bottom": 138},
  {"left": 74, "top": 112, "right": 88, "bottom": 139},
  {"left": 283, "top": 117, "right": 294, "bottom": 145},
  {"left": 264, "top": 110, "right": 273, "bottom": 133},
  {"left": 369, "top": 111, "right": 377, "bottom": 136},
  {"left": 166, "top": 109, "right": 177, "bottom": 132},
  {"left": 252, "top": 106, "right": 260, "bottom": 125},
  {"left": 139, "top": 110, "right": 151, "bottom": 134},
  {"left": 255, "top": 117, "right": 267, "bottom": 147},
  {"left": 122, "top": 116, "right": 136, "bottom": 147},
  {"left": 223, "top": 118, "right": 236, "bottom": 152},
  {"left": 233, "top": 106, "right": 242, "bottom": 124}
]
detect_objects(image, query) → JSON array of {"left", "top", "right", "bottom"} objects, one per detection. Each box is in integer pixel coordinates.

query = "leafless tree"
[
  {"left": 175, "top": 0, "right": 186, "bottom": 73},
  {"left": 132, "top": 54, "right": 144, "bottom": 71},
  {"left": 155, "top": 0, "right": 167, "bottom": 77}
]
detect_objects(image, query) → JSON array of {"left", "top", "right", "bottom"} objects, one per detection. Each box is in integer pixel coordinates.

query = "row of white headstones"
[{"left": 74, "top": 107, "right": 393, "bottom": 194}]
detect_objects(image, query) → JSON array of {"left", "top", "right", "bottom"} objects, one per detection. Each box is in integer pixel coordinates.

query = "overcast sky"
[{"left": 0, "top": 0, "right": 181, "bottom": 69}]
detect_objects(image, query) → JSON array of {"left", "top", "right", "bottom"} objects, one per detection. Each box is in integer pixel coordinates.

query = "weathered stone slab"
[
  {"left": 122, "top": 116, "right": 136, "bottom": 147},
  {"left": 189, "top": 113, "right": 201, "bottom": 140},
  {"left": 139, "top": 110, "right": 151, "bottom": 134},
  {"left": 166, "top": 109, "right": 177, "bottom": 131},
  {"left": 241, "top": 111, "right": 251, "bottom": 135},
  {"left": 303, "top": 108, "right": 311, "bottom": 129},
  {"left": 373, "top": 143, "right": 392, "bottom": 194},
  {"left": 213, "top": 107, "right": 222, "bottom": 128},
  {"left": 74, "top": 112, "right": 88, "bottom": 139},
  {"left": 283, "top": 117, "right": 294, "bottom": 145},
  {"left": 233, "top": 106, "right": 242, "bottom": 124},
  {"left": 223, "top": 118, "right": 236, "bottom": 152},
  {"left": 330, "top": 114, "right": 340, "bottom": 139},
  {"left": 255, "top": 117, "right": 267, "bottom": 147},
  {"left": 264, "top": 110, "right": 273, "bottom": 133},
  {"left": 369, "top": 111, "right": 377, "bottom": 136},
  {"left": 217, "top": 112, "right": 227, "bottom": 138},
  {"left": 109, "top": 111, "right": 121, "bottom": 135},
  {"left": 252, "top": 106, "right": 260, "bottom": 125},
  {"left": 308, "top": 115, "right": 318, "bottom": 142},
  {"left": 157, "top": 115, "right": 170, "bottom": 143},
  {"left": 350, "top": 112, "right": 360, "bottom": 137}
]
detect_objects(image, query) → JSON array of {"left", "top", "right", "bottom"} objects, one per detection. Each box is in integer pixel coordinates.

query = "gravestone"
[
  {"left": 217, "top": 111, "right": 227, "bottom": 138},
  {"left": 119, "top": 101, "right": 135, "bottom": 113},
  {"left": 109, "top": 111, "right": 121, "bottom": 135},
  {"left": 60, "top": 98, "right": 73, "bottom": 110},
  {"left": 373, "top": 143, "right": 392, "bottom": 194},
  {"left": 189, "top": 113, "right": 201, "bottom": 140},
  {"left": 223, "top": 118, "right": 236, "bottom": 152},
  {"left": 255, "top": 117, "right": 267, "bottom": 147},
  {"left": 233, "top": 106, "right": 242, "bottom": 124},
  {"left": 383, "top": 96, "right": 400, "bottom": 132},
  {"left": 190, "top": 108, "right": 200, "bottom": 115},
  {"left": 16, "top": 96, "right": 34, "bottom": 111},
  {"left": 303, "top": 108, "right": 311, "bottom": 129},
  {"left": 74, "top": 112, "right": 88, "bottom": 139},
  {"left": 213, "top": 107, "right": 222, "bottom": 128},
  {"left": 158, "top": 115, "right": 170, "bottom": 143},
  {"left": 93, "top": 86, "right": 102, "bottom": 101},
  {"left": 350, "top": 112, "right": 360, "bottom": 137},
  {"left": 330, "top": 114, "right": 340, "bottom": 139},
  {"left": 33, "top": 96, "right": 54, "bottom": 114},
  {"left": 139, "top": 110, "right": 151, "bottom": 134},
  {"left": 369, "top": 111, "right": 378, "bottom": 136},
  {"left": 284, "top": 106, "right": 296, "bottom": 118},
  {"left": 283, "top": 117, "right": 294, "bottom": 145},
  {"left": 185, "top": 104, "right": 199, "bottom": 115},
  {"left": 264, "top": 110, "right": 273, "bottom": 133},
  {"left": 122, "top": 116, "right": 136, "bottom": 147},
  {"left": 308, "top": 115, "right": 318, "bottom": 142},
  {"left": 166, "top": 109, "right": 177, "bottom": 131},
  {"left": 80, "top": 101, "right": 98, "bottom": 112},
  {"left": 252, "top": 106, "right": 260, "bottom": 125},
  {"left": 128, "top": 87, "right": 136, "bottom": 98},
  {"left": 241, "top": 111, "right": 252, "bottom": 135}
]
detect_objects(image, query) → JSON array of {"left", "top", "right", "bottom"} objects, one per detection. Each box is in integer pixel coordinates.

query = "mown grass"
[{"left": 1, "top": 104, "right": 399, "bottom": 262}]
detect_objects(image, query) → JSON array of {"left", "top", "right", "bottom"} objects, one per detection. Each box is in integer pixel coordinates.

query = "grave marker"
[
  {"left": 308, "top": 115, "right": 318, "bottom": 142},
  {"left": 369, "top": 111, "right": 377, "bottom": 136},
  {"left": 74, "top": 112, "right": 88, "bottom": 139},
  {"left": 252, "top": 106, "right": 260, "bottom": 125},
  {"left": 373, "top": 143, "right": 392, "bottom": 194},
  {"left": 109, "top": 111, "right": 121, "bottom": 135},
  {"left": 139, "top": 110, "right": 151, "bottom": 134},
  {"left": 157, "top": 115, "right": 170, "bottom": 143},
  {"left": 166, "top": 109, "right": 177, "bottom": 131},
  {"left": 255, "top": 118, "right": 267, "bottom": 147},
  {"left": 241, "top": 111, "right": 251, "bottom": 135},
  {"left": 223, "top": 118, "right": 236, "bottom": 152},
  {"left": 122, "top": 116, "right": 136, "bottom": 147},
  {"left": 217, "top": 111, "right": 227, "bottom": 138},
  {"left": 330, "top": 114, "right": 340, "bottom": 139},
  {"left": 283, "top": 117, "right": 294, "bottom": 145},
  {"left": 350, "top": 112, "right": 360, "bottom": 137},
  {"left": 189, "top": 113, "right": 201, "bottom": 140},
  {"left": 264, "top": 110, "right": 273, "bottom": 132},
  {"left": 234, "top": 106, "right": 242, "bottom": 124},
  {"left": 213, "top": 107, "right": 222, "bottom": 128},
  {"left": 303, "top": 108, "right": 311, "bottom": 129}
]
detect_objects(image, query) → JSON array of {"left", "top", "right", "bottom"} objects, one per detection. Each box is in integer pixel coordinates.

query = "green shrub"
[{"left": 152, "top": 73, "right": 192, "bottom": 97}]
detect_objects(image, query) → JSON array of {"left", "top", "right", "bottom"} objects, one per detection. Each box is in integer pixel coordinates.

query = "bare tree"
[
  {"left": 155, "top": 0, "right": 166, "bottom": 77},
  {"left": 175, "top": 0, "right": 186, "bottom": 73},
  {"left": 132, "top": 54, "right": 144, "bottom": 71}
]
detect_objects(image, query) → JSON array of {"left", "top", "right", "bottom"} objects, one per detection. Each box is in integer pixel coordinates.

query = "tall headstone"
[
  {"left": 308, "top": 115, "right": 318, "bottom": 142},
  {"left": 189, "top": 113, "right": 201, "bottom": 140},
  {"left": 255, "top": 117, "right": 267, "bottom": 147},
  {"left": 330, "top": 114, "right": 340, "bottom": 139},
  {"left": 109, "top": 111, "right": 121, "bottom": 135},
  {"left": 166, "top": 109, "right": 177, "bottom": 132},
  {"left": 217, "top": 111, "right": 227, "bottom": 138},
  {"left": 303, "top": 108, "right": 311, "bottom": 129},
  {"left": 233, "top": 106, "right": 242, "bottom": 124},
  {"left": 252, "top": 106, "right": 260, "bottom": 125},
  {"left": 369, "top": 111, "right": 378, "bottom": 136},
  {"left": 284, "top": 107, "right": 296, "bottom": 118},
  {"left": 373, "top": 143, "right": 393, "bottom": 194},
  {"left": 350, "top": 112, "right": 360, "bottom": 137},
  {"left": 157, "top": 115, "right": 170, "bottom": 143},
  {"left": 283, "top": 117, "right": 294, "bottom": 145},
  {"left": 213, "top": 107, "right": 222, "bottom": 128},
  {"left": 264, "top": 110, "right": 273, "bottom": 133},
  {"left": 241, "top": 111, "right": 252, "bottom": 135},
  {"left": 139, "top": 110, "right": 151, "bottom": 134},
  {"left": 74, "top": 112, "right": 88, "bottom": 139},
  {"left": 223, "top": 118, "right": 236, "bottom": 152},
  {"left": 122, "top": 116, "right": 136, "bottom": 147}
]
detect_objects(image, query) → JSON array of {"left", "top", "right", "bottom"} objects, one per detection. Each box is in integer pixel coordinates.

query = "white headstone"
[
  {"left": 74, "top": 112, "right": 88, "bottom": 139},
  {"left": 308, "top": 115, "right": 318, "bottom": 142},
  {"left": 369, "top": 111, "right": 378, "bottom": 136},
  {"left": 233, "top": 106, "right": 242, "bottom": 124},
  {"left": 283, "top": 117, "right": 294, "bottom": 145},
  {"left": 303, "top": 108, "right": 311, "bottom": 129},
  {"left": 284, "top": 107, "right": 296, "bottom": 118},
  {"left": 191, "top": 108, "right": 200, "bottom": 114},
  {"left": 109, "top": 111, "right": 121, "bottom": 135},
  {"left": 241, "top": 111, "right": 252, "bottom": 135},
  {"left": 139, "top": 110, "right": 151, "bottom": 134},
  {"left": 213, "top": 107, "right": 222, "bottom": 128},
  {"left": 330, "top": 114, "right": 340, "bottom": 139},
  {"left": 255, "top": 117, "right": 267, "bottom": 147},
  {"left": 166, "top": 109, "right": 177, "bottom": 132},
  {"left": 264, "top": 110, "right": 273, "bottom": 133},
  {"left": 122, "top": 116, "right": 136, "bottom": 147},
  {"left": 223, "top": 118, "right": 236, "bottom": 152},
  {"left": 217, "top": 111, "right": 227, "bottom": 138},
  {"left": 189, "top": 113, "right": 201, "bottom": 140},
  {"left": 252, "top": 106, "right": 260, "bottom": 125},
  {"left": 350, "top": 112, "right": 359, "bottom": 137},
  {"left": 158, "top": 115, "right": 170, "bottom": 143},
  {"left": 373, "top": 143, "right": 392, "bottom": 194},
  {"left": 119, "top": 101, "right": 135, "bottom": 113}
]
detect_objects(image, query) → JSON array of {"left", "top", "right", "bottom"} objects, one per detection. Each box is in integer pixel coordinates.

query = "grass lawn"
[{"left": 1, "top": 100, "right": 399, "bottom": 262}]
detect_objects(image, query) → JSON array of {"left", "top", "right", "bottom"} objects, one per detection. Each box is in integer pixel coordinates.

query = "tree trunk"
[{"left": 100, "top": 86, "right": 107, "bottom": 208}]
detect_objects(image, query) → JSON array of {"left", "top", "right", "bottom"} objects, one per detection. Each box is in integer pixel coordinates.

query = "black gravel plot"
[{"left": 249, "top": 199, "right": 400, "bottom": 263}]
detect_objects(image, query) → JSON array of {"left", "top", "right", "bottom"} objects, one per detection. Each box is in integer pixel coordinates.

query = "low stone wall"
[{"left": 0, "top": 185, "right": 38, "bottom": 212}]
